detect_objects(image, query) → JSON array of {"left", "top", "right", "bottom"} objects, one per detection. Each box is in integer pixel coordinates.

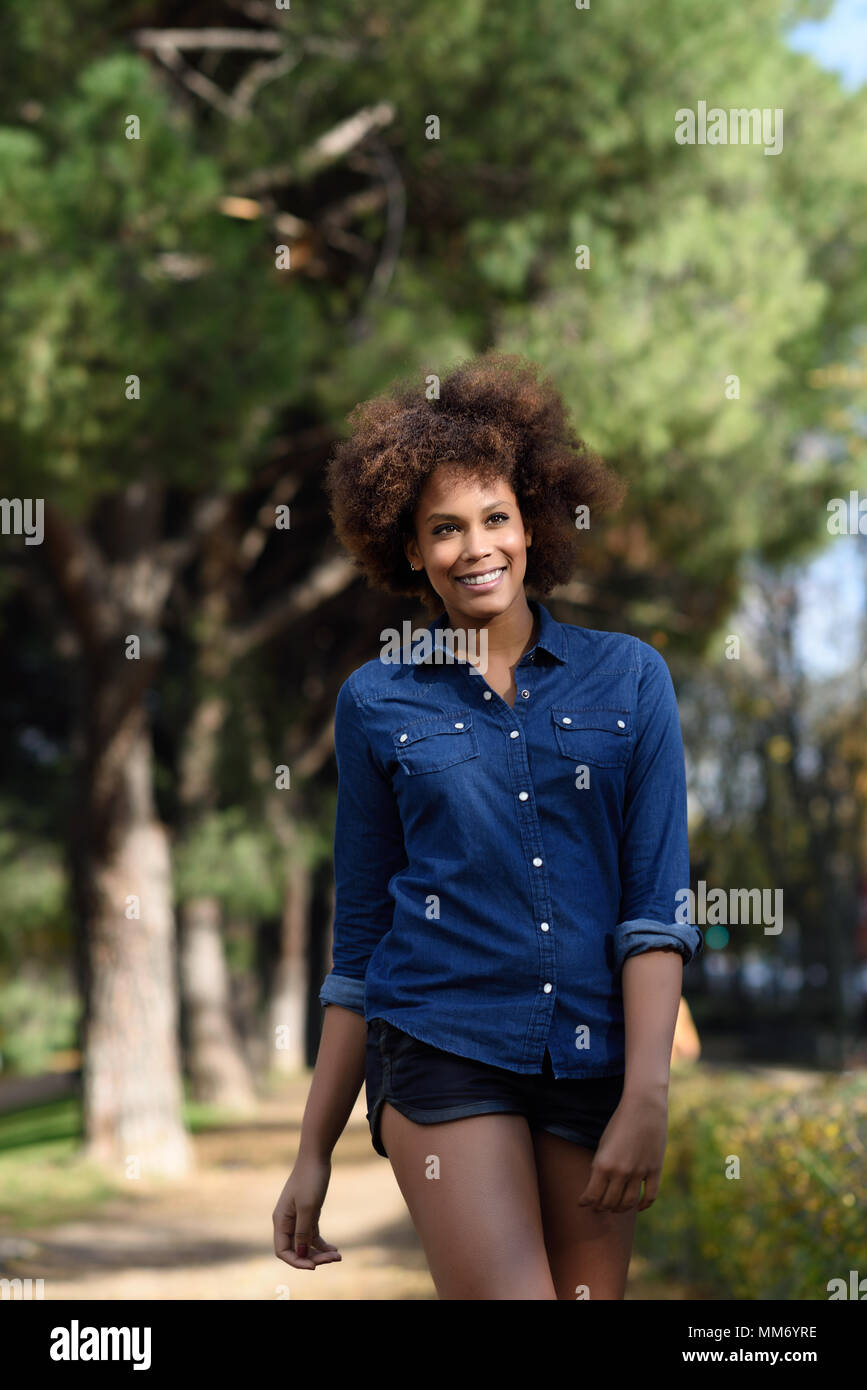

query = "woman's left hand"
[{"left": 577, "top": 1087, "right": 668, "bottom": 1214}]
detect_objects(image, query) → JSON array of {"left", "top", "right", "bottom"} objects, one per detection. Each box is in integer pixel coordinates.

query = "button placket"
[
  {"left": 459, "top": 660, "right": 555, "bottom": 1059},
  {"left": 499, "top": 718, "right": 556, "bottom": 1053}
]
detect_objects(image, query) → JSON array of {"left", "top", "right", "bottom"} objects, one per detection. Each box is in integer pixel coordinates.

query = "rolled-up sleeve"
[
  {"left": 318, "top": 678, "right": 407, "bottom": 1017},
  {"left": 614, "top": 641, "right": 704, "bottom": 974}
]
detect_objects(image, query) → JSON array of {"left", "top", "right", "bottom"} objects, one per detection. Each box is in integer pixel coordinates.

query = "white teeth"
[{"left": 456, "top": 568, "right": 504, "bottom": 586}]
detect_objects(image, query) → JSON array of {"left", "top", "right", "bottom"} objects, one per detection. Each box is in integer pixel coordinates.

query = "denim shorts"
[{"left": 365, "top": 1017, "right": 625, "bottom": 1160}]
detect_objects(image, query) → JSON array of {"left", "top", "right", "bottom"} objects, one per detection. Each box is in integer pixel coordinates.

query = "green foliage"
[
  {"left": 0, "top": 827, "right": 69, "bottom": 966},
  {"left": 637, "top": 1064, "right": 867, "bottom": 1298},
  {"left": 2, "top": 0, "right": 863, "bottom": 573},
  {"left": 0, "top": 974, "right": 78, "bottom": 1074},
  {"left": 0, "top": 52, "right": 324, "bottom": 498},
  {"left": 172, "top": 807, "right": 284, "bottom": 918}
]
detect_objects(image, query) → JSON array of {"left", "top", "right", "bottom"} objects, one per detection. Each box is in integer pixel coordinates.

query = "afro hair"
[{"left": 324, "top": 350, "right": 626, "bottom": 616}]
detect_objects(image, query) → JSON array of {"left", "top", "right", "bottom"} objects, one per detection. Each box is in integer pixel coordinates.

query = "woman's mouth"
[{"left": 453, "top": 566, "right": 506, "bottom": 591}]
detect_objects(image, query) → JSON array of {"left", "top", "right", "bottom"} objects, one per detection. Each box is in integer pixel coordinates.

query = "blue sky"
[
  {"left": 787, "top": 0, "right": 867, "bottom": 90},
  {"left": 793, "top": 536, "right": 864, "bottom": 678},
  {"left": 784, "top": 3, "right": 867, "bottom": 675}
]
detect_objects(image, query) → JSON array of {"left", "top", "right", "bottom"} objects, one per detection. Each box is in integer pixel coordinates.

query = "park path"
[{"left": 9, "top": 1073, "right": 707, "bottom": 1300}]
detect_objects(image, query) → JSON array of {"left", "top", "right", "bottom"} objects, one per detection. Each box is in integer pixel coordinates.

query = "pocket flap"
[
  {"left": 552, "top": 708, "right": 631, "bottom": 736},
  {"left": 392, "top": 710, "right": 475, "bottom": 748}
]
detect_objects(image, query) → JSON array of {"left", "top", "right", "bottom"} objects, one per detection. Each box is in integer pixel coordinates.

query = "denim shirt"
[{"left": 319, "top": 598, "right": 703, "bottom": 1078}]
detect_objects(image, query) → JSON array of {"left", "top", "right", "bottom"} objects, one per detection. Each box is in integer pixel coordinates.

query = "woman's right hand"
[{"left": 272, "top": 1155, "right": 342, "bottom": 1271}]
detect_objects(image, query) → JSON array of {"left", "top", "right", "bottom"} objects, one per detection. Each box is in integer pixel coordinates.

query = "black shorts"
[{"left": 365, "top": 1017, "right": 625, "bottom": 1160}]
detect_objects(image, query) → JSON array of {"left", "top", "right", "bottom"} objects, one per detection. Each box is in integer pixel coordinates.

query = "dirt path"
[{"left": 8, "top": 1075, "right": 705, "bottom": 1300}]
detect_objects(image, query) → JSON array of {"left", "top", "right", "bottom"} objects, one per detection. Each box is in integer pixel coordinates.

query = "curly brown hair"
[{"left": 324, "top": 350, "right": 626, "bottom": 616}]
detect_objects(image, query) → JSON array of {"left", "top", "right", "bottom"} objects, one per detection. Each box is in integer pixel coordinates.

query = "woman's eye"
[{"left": 433, "top": 513, "right": 509, "bottom": 535}]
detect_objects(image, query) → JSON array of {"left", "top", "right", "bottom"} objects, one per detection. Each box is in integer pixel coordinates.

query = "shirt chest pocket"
[
  {"left": 552, "top": 708, "right": 632, "bottom": 768},
  {"left": 392, "top": 710, "right": 479, "bottom": 775}
]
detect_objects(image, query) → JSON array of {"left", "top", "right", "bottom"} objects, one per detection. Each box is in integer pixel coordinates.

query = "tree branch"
[
  {"left": 346, "top": 133, "right": 405, "bottom": 339},
  {"left": 134, "top": 28, "right": 286, "bottom": 52},
  {"left": 156, "top": 494, "right": 234, "bottom": 580},
  {"left": 41, "top": 504, "right": 120, "bottom": 650},
  {"left": 233, "top": 102, "right": 395, "bottom": 192},
  {"left": 227, "top": 554, "right": 357, "bottom": 657},
  {"left": 147, "top": 41, "right": 248, "bottom": 121},
  {"left": 233, "top": 52, "right": 299, "bottom": 111},
  {"left": 236, "top": 472, "right": 301, "bottom": 572}
]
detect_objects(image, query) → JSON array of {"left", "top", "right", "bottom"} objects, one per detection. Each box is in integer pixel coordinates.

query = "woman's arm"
[
  {"left": 312, "top": 675, "right": 407, "bottom": 1136},
  {"left": 273, "top": 677, "right": 407, "bottom": 1270},
  {"left": 273, "top": 1004, "right": 368, "bottom": 1269},
  {"left": 578, "top": 643, "right": 701, "bottom": 1216},
  {"left": 296, "top": 1002, "right": 368, "bottom": 1162},
  {"left": 621, "top": 946, "right": 683, "bottom": 1099}
]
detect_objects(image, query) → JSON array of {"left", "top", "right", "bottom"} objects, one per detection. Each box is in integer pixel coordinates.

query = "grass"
[{"left": 0, "top": 1089, "right": 255, "bottom": 1230}]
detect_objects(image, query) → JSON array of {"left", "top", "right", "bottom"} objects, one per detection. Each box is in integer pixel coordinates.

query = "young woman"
[{"left": 272, "top": 352, "right": 703, "bottom": 1299}]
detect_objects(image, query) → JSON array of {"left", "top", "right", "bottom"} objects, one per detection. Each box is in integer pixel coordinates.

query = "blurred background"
[{"left": 0, "top": 0, "right": 865, "bottom": 1300}]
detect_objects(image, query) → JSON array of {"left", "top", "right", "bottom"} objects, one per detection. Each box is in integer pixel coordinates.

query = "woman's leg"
[
  {"left": 531, "top": 1129, "right": 638, "bottom": 1300},
  {"left": 379, "top": 1100, "right": 558, "bottom": 1299}
]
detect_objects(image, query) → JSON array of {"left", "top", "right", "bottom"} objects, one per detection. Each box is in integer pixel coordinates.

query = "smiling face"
[{"left": 404, "top": 465, "right": 533, "bottom": 625}]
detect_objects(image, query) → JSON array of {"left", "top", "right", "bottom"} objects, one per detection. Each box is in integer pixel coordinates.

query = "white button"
[
  {"left": 454, "top": 722, "right": 464, "bottom": 729},
  {"left": 532, "top": 856, "right": 543, "bottom": 867},
  {"left": 399, "top": 734, "right": 408, "bottom": 742},
  {"left": 543, "top": 983, "right": 553, "bottom": 993},
  {"left": 562, "top": 717, "right": 572, "bottom": 725},
  {"left": 540, "top": 922, "right": 550, "bottom": 932},
  {"left": 483, "top": 691, "right": 492, "bottom": 700},
  {"left": 521, "top": 690, "right": 530, "bottom": 698},
  {"left": 518, "top": 791, "right": 529, "bottom": 801},
  {"left": 510, "top": 730, "right": 519, "bottom": 739},
  {"left": 617, "top": 719, "right": 626, "bottom": 728}
]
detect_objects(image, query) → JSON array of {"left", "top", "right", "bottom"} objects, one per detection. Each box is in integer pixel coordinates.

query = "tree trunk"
[
  {"left": 240, "top": 698, "right": 318, "bottom": 1076},
  {"left": 175, "top": 522, "right": 258, "bottom": 1108},
  {"left": 46, "top": 486, "right": 194, "bottom": 1177},
  {"left": 80, "top": 705, "right": 193, "bottom": 1176},
  {"left": 269, "top": 837, "right": 312, "bottom": 1074},
  {"left": 178, "top": 896, "right": 256, "bottom": 1109}
]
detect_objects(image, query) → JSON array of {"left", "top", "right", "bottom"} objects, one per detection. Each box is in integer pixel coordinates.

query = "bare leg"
[
  {"left": 379, "top": 1101, "right": 558, "bottom": 1299},
  {"left": 531, "top": 1130, "right": 638, "bottom": 1300}
]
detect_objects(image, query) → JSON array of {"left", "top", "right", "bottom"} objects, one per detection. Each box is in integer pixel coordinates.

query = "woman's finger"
[
  {"left": 612, "top": 1175, "right": 645, "bottom": 1212},
  {"left": 590, "top": 1168, "right": 630, "bottom": 1213},
  {"left": 272, "top": 1203, "right": 296, "bottom": 1260},
  {"left": 308, "top": 1235, "right": 342, "bottom": 1265}
]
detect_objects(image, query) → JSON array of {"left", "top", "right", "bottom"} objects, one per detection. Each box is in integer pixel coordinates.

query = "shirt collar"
[{"left": 410, "top": 598, "right": 568, "bottom": 666}]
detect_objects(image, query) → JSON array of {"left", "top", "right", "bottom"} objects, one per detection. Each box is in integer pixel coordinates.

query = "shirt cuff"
[
  {"left": 614, "top": 918, "right": 704, "bottom": 974},
  {"left": 318, "top": 972, "right": 366, "bottom": 1016}
]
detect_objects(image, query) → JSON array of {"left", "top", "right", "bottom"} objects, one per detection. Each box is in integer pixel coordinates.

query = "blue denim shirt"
[{"left": 319, "top": 598, "right": 703, "bottom": 1078}]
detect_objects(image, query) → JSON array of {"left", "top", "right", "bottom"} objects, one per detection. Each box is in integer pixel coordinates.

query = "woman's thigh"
[
  {"left": 379, "top": 1100, "right": 558, "bottom": 1300},
  {"left": 531, "top": 1129, "right": 638, "bottom": 1300}
]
